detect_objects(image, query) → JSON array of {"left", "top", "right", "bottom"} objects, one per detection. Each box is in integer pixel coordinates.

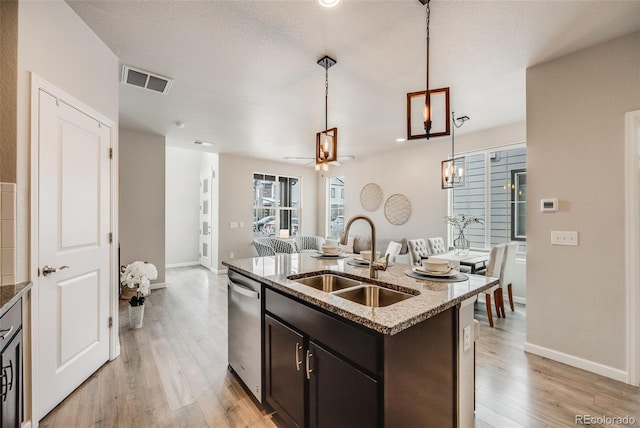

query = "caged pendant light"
[
  {"left": 441, "top": 112, "right": 469, "bottom": 189},
  {"left": 315, "top": 55, "right": 338, "bottom": 172}
]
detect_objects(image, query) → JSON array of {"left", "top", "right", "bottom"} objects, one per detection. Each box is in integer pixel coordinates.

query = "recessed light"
[
  {"left": 319, "top": 0, "right": 339, "bottom": 7},
  {"left": 193, "top": 140, "right": 213, "bottom": 147},
  {"left": 174, "top": 121, "right": 185, "bottom": 128},
  {"left": 396, "top": 138, "right": 406, "bottom": 143}
]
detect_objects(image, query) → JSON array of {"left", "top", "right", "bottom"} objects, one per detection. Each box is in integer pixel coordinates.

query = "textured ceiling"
[{"left": 66, "top": 0, "right": 640, "bottom": 164}]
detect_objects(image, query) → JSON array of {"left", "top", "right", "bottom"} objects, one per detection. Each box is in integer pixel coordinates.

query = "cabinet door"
[
  {"left": 1, "top": 330, "right": 22, "bottom": 428},
  {"left": 308, "top": 341, "right": 379, "bottom": 428},
  {"left": 265, "top": 316, "right": 305, "bottom": 428}
]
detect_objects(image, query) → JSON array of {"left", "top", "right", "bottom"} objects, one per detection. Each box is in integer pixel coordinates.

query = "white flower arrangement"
[{"left": 120, "top": 261, "right": 158, "bottom": 306}]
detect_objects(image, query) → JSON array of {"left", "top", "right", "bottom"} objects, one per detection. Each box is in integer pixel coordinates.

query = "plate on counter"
[
  {"left": 412, "top": 267, "right": 459, "bottom": 277},
  {"left": 311, "top": 253, "right": 348, "bottom": 259}
]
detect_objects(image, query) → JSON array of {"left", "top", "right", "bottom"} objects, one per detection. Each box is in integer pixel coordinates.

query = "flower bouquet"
[
  {"left": 443, "top": 214, "right": 484, "bottom": 255},
  {"left": 120, "top": 261, "right": 157, "bottom": 328}
]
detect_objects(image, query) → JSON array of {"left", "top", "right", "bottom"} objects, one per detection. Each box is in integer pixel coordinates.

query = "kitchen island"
[{"left": 223, "top": 253, "right": 498, "bottom": 428}]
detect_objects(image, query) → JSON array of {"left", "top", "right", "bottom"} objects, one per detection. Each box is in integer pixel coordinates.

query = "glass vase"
[
  {"left": 454, "top": 230, "right": 470, "bottom": 255},
  {"left": 129, "top": 304, "right": 145, "bottom": 329}
]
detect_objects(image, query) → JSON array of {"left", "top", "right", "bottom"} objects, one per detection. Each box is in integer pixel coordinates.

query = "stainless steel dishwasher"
[{"left": 227, "top": 270, "right": 262, "bottom": 402}]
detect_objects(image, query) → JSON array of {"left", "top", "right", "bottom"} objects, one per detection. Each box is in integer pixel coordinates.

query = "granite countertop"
[
  {"left": 0, "top": 281, "right": 32, "bottom": 315},
  {"left": 223, "top": 254, "right": 498, "bottom": 335}
]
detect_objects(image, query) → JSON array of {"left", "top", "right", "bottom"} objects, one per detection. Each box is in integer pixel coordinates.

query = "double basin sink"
[{"left": 288, "top": 273, "right": 415, "bottom": 308}]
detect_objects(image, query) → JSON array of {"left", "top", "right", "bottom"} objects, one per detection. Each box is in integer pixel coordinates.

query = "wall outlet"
[
  {"left": 463, "top": 325, "right": 471, "bottom": 351},
  {"left": 239, "top": 221, "right": 244, "bottom": 228},
  {"left": 551, "top": 230, "right": 578, "bottom": 246},
  {"left": 229, "top": 252, "right": 234, "bottom": 259}
]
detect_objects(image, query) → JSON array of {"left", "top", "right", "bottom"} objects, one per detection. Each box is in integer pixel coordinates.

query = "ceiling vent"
[{"left": 121, "top": 65, "right": 173, "bottom": 95}]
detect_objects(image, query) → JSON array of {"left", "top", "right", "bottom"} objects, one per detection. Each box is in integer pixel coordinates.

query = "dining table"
[{"left": 428, "top": 250, "right": 490, "bottom": 274}]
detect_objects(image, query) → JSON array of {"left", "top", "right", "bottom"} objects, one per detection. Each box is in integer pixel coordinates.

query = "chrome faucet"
[{"left": 339, "top": 215, "right": 388, "bottom": 279}]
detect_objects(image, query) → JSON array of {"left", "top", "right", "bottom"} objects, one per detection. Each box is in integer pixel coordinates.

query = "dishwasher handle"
[{"left": 228, "top": 279, "right": 260, "bottom": 299}]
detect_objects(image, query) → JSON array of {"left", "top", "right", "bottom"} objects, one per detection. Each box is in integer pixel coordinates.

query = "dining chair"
[
  {"left": 407, "top": 239, "right": 429, "bottom": 266},
  {"left": 427, "top": 237, "right": 447, "bottom": 255},
  {"left": 482, "top": 243, "right": 506, "bottom": 327},
  {"left": 252, "top": 238, "right": 276, "bottom": 256},
  {"left": 500, "top": 242, "right": 519, "bottom": 311}
]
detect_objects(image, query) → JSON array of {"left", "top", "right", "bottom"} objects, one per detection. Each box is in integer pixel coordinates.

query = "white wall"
[
  {"left": 217, "top": 154, "right": 317, "bottom": 271},
  {"left": 17, "top": 0, "right": 119, "bottom": 281},
  {"left": 526, "top": 32, "right": 640, "bottom": 379},
  {"left": 119, "top": 129, "right": 165, "bottom": 283},
  {"left": 165, "top": 146, "right": 201, "bottom": 266}
]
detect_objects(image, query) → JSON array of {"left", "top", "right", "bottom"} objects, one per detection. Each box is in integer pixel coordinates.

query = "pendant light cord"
[
  {"left": 424, "top": 0, "right": 431, "bottom": 138},
  {"left": 325, "top": 66, "right": 329, "bottom": 131}
]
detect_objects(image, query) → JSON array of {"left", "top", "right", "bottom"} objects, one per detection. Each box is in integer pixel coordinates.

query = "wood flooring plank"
[{"left": 150, "top": 336, "right": 196, "bottom": 411}]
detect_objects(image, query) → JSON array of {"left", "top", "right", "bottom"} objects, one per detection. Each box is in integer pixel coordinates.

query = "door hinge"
[
  {"left": 108, "top": 232, "right": 113, "bottom": 243},
  {"left": 109, "top": 148, "right": 113, "bottom": 159},
  {"left": 108, "top": 316, "right": 113, "bottom": 328}
]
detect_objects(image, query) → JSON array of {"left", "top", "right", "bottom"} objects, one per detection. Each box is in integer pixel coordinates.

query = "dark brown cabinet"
[
  {"left": 265, "top": 290, "right": 380, "bottom": 428},
  {"left": 0, "top": 301, "right": 23, "bottom": 428}
]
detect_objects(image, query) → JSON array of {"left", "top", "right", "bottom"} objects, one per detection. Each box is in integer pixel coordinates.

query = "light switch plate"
[
  {"left": 229, "top": 222, "right": 238, "bottom": 229},
  {"left": 551, "top": 231, "right": 578, "bottom": 246}
]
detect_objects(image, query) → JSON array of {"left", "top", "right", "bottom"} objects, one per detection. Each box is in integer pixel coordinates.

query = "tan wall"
[
  {"left": 526, "top": 32, "right": 640, "bottom": 373},
  {"left": 119, "top": 129, "right": 166, "bottom": 283},
  {"left": 217, "top": 154, "right": 318, "bottom": 271},
  {"left": 0, "top": 0, "right": 18, "bottom": 183}
]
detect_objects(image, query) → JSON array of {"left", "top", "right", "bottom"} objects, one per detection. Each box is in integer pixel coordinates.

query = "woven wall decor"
[
  {"left": 384, "top": 194, "right": 411, "bottom": 225},
  {"left": 359, "top": 183, "right": 383, "bottom": 212}
]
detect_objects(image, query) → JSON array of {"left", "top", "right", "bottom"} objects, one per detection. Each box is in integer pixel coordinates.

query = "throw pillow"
[
  {"left": 339, "top": 236, "right": 354, "bottom": 253},
  {"left": 385, "top": 241, "right": 403, "bottom": 263}
]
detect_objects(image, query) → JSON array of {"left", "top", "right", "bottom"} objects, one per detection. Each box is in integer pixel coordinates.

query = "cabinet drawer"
[
  {"left": 0, "top": 301, "right": 21, "bottom": 348},
  {"left": 265, "top": 288, "right": 379, "bottom": 374}
]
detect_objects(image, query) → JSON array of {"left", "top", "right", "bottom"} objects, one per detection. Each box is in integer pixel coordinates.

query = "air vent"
[
  {"left": 121, "top": 65, "right": 173, "bottom": 95},
  {"left": 193, "top": 140, "right": 214, "bottom": 147}
]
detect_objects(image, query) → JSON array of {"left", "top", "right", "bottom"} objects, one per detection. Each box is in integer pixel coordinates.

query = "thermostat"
[{"left": 540, "top": 198, "right": 558, "bottom": 212}]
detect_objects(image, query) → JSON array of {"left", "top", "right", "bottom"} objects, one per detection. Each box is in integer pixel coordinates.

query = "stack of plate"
[
  {"left": 320, "top": 245, "right": 342, "bottom": 257},
  {"left": 412, "top": 266, "right": 459, "bottom": 277}
]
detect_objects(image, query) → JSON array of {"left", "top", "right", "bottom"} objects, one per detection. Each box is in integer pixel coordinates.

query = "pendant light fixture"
[
  {"left": 441, "top": 112, "right": 469, "bottom": 189},
  {"left": 420, "top": 0, "right": 432, "bottom": 138},
  {"left": 315, "top": 55, "right": 338, "bottom": 172}
]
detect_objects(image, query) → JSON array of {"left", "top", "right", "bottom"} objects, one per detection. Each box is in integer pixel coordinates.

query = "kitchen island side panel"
[{"left": 383, "top": 307, "right": 457, "bottom": 428}]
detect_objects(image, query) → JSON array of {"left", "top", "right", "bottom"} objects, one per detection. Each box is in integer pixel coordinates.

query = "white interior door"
[
  {"left": 36, "top": 89, "right": 112, "bottom": 418},
  {"left": 199, "top": 168, "right": 213, "bottom": 269}
]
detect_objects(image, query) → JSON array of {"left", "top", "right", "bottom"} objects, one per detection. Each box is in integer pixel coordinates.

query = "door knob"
[{"left": 42, "top": 265, "right": 69, "bottom": 276}]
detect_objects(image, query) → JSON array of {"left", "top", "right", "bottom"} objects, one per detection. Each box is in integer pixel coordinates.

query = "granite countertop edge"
[
  {"left": 0, "top": 281, "right": 33, "bottom": 315},
  {"left": 223, "top": 256, "right": 498, "bottom": 336}
]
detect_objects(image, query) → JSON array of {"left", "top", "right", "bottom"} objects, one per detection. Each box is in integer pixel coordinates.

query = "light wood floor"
[{"left": 40, "top": 266, "right": 640, "bottom": 428}]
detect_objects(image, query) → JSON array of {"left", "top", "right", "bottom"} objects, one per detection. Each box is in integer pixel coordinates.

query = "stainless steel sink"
[
  {"left": 332, "top": 285, "right": 413, "bottom": 307},
  {"left": 292, "top": 274, "right": 362, "bottom": 292}
]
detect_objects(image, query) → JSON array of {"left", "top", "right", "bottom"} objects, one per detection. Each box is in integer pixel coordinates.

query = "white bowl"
[
  {"left": 322, "top": 246, "right": 341, "bottom": 255},
  {"left": 422, "top": 258, "right": 450, "bottom": 272},
  {"left": 360, "top": 250, "right": 381, "bottom": 261}
]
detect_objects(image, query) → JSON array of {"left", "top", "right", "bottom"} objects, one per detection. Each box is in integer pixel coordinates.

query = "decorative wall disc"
[
  {"left": 384, "top": 194, "right": 411, "bottom": 225},
  {"left": 360, "top": 183, "right": 383, "bottom": 212}
]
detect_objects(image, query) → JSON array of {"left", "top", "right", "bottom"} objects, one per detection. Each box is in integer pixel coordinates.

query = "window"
[
  {"left": 253, "top": 173, "right": 300, "bottom": 237},
  {"left": 328, "top": 176, "right": 345, "bottom": 238},
  {"left": 451, "top": 145, "right": 526, "bottom": 252}
]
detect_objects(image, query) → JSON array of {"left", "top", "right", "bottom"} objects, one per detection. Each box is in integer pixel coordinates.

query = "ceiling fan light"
[{"left": 319, "top": 0, "right": 340, "bottom": 8}]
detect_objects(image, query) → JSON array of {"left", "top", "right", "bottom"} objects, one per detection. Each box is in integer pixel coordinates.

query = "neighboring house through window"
[
  {"left": 253, "top": 173, "right": 301, "bottom": 237},
  {"left": 450, "top": 145, "right": 527, "bottom": 254},
  {"left": 328, "top": 176, "right": 345, "bottom": 238}
]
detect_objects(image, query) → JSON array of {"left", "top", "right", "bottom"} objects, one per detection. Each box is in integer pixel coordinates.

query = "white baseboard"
[
  {"left": 513, "top": 296, "right": 526, "bottom": 305},
  {"left": 165, "top": 261, "right": 199, "bottom": 269},
  {"left": 213, "top": 268, "right": 228, "bottom": 275},
  {"left": 524, "top": 342, "right": 627, "bottom": 383},
  {"left": 150, "top": 282, "right": 168, "bottom": 290}
]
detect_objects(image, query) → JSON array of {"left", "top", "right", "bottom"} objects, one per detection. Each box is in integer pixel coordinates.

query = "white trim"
[
  {"left": 213, "top": 268, "right": 228, "bottom": 275},
  {"left": 150, "top": 282, "right": 168, "bottom": 290},
  {"left": 524, "top": 342, "right": 627, "bottom": 383},
  {"left": 29, "top": 74, "right": 118, "bottom": 423},
  {"left": 513, "top": 296, "right": 526, "bottom": 305},
  {"left": 165, "top": 261, "right": 200, "bottom": 269},
  {"left": 624, "top": 110, "right": 640, "bottom": 386}
]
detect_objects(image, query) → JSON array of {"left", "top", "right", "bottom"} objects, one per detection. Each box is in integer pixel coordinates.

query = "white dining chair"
[
  {"left": 427, "top": 237, "right": 447, "bottom": 255},
  {"left": 407, "top": 239, "right": 429, "bottom": 266},
  {"left": 482, "top": 243, "right": 506, "bottom": 327},
  {"left": 500, "top": 242, "right": 519, "bottom": 312}
]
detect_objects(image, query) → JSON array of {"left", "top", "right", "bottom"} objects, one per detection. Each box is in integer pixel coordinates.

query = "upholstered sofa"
[{"left": 343, "top": 235, "right": 410, "bottom": 265}]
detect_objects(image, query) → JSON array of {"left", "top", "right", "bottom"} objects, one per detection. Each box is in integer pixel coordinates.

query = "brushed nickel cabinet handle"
[
  {"left": 295, "top": 343, "right": 302, "bottom": 371},
  {"left": 0, "top": 326, "right": 13, "bottom": 340},
  {"left": 305, "top": 350, "right": 313, "bottom": 380}
]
